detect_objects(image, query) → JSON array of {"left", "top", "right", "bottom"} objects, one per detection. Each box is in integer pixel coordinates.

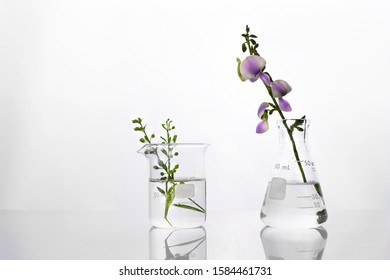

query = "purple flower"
[
  {"left": 256, "top": 119, "right": 269, "bottom": 134},
  {"left": 279, "top": 97, "right": 292, "bottom": 112},
  {"left": 257, "top": 102, "right": 269, "bottom": 118},
  {"left": 256, "top": 102, "right": 270, "bottom": 134},
  {"left": 271, "top": 79, "right": 292, "bottom": 112},
  {"left": 239, "top": 55, "right": 266, "bottom": 82},
  {"left": 270, "top": 80, "right": 292, "bottom": 98}
]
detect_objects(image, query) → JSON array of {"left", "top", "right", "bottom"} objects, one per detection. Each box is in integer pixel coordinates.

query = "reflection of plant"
[
  {"left": 132, "top": 118, "right": 205, "bottom": 227},
  {"left": 236, "top": 25, "right": 307, "bottom": 182},
  {"left": 164, "top": 230, "right": 206, "bottom": 260}
]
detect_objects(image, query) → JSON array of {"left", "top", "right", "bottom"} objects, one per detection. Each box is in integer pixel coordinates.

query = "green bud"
[
  {"left": 174, "top": 152, "right": 179, "bottom": 156},
  {"left": 131, "top": 119, "right": 138, "bottom": 123},
  {"left": 140, "top": 138, "right": 145, "bottom": 143},
  {"left": 242, "top": 43, "right": 247, "bottom": 52},
  {"left": 160, "top": 172, "right": 165, "bottom": 176}
]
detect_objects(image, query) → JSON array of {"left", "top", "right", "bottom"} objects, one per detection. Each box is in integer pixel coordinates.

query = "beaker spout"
[{"left": 137, "top": 144, "right": 153, "bottom": 158}]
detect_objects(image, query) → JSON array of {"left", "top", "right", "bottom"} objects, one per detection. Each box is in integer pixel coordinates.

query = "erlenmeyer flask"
[
  {"left": 261, "top": 119, "right": 328, "bottom": 228},
  {"left": 138, "top": 143, "right": 209, "bottom": 228}
]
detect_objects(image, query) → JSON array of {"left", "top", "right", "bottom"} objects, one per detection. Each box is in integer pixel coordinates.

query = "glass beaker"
[
  {"left": 261, "top": 119, "right": 328, "bottom": 228},
  {"left": 138, "top": 143, "right": 209, "bottom": 228}
]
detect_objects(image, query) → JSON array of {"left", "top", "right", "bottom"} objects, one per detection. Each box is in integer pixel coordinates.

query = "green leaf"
[
  {"left": 158, "top": 160, "right": 167, "bottom": 171},
  {"left": 164, "top": 186, "right": 175, "bottom": 225},
  {"left": 160, "top": 136, "right": 167, "bottom": 142},
  {"left": 250, "top": 39, "right": 256, "bottom": 44},
  {"left": 133, "top": 127, "right": 141, "bottom": 131},
  {"left": 173, "top": 204, "right": 205, "bottom": 213},
  {"left": 139, "top": 138, "right": 145, "bottom": 143},
  {"left": 242, "top": 43, "right": 247, "bottom": 52},
  {"left": 173, "top": 135, "right": 177, "bottom": 142},
  {"left": 249, "top": 34, "right": 257, "bottom": 38},
  {"left": 153, "top": 165, "right": 159, "bottom": 170},
  {"left": 157, "top": 187, "right": 165, "bottom": 196},
  {"left": 296, "top": 127, "right": 304, "bottom": 132},
  {"left": 237, "top": 61, "right": 245, "bottom": 81},
  {"left": 131, "top": 119, "right": 138, "bottom": 124},
  {"left": 161, "top": 148, "right": 168, "bottom": 157}
]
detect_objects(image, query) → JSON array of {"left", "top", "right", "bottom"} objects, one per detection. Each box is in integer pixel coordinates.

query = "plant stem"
[{"left": 266, "top": 87, "right": 307, "bottom": 183}]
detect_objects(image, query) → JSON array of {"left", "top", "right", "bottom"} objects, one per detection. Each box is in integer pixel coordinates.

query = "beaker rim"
[{"left": 137, "top": 143, "right": 209, "bottom": 154}]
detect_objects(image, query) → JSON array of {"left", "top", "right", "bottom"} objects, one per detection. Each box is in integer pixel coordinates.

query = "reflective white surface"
[{"left": 1, "top": 209, "right": 389, "bottom": 260}]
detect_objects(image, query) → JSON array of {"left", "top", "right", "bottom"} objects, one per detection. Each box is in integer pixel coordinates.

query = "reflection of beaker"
[
  {"left": 149, "top": 227, "right": 207, "bottom": 260},
  {"left": 138, "top": 144, "right": 209, "bottom": 228},
  {"left": 261, "top": 226, "right": 328, "bottom": 260},
  {"left": 261, "top": 119, "right": 328, "bottom": 228}
]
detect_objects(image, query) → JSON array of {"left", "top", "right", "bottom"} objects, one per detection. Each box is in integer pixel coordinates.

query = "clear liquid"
[
  {"left": 149, "top": 178, "right": 206, "bottom": 228},
  {"left": 261, "top": 181, "right": 327, "bottom": 228}
]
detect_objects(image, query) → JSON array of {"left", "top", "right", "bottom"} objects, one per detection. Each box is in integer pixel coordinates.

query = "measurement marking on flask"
[
  {"left": 298, "top": 206, "right": 315, "bottom": 209},
  {"left": 297, "top": 195, "right": 311, "bottom": 199},
  {"left": 274, "top": 163, "right": 290, "bottom": 170}
]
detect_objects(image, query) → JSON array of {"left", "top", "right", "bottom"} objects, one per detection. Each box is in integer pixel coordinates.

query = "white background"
[{"left": 1, "top": 0, "right": 389, "bottom": 221}]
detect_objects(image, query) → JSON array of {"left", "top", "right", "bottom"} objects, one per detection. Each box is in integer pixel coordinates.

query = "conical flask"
[
  {"left": 261, "top": 119, "right": 328, "bottom": 228},
  {"left": 138, "top": 143, "right": 209, "bottom": 228}
]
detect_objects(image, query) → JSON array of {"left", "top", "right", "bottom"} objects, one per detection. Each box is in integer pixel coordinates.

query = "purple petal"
[
  {"left": 256, "top": 119, "right": 269, "bottom": 134},
  {"left": 259, "top": 73, "right": 271, "bottom": 86},
  {"left": 271, "top": 80, "right": 292, "bottom": 98},
  {"left": 279, "top": 97, "right": 292, "bottom": 112},
  {"left": 257, "top": 102, "right": 269, "bottom": 118},
  {"left": 239, "top": 55, "right": 266, "bottom": 82}
]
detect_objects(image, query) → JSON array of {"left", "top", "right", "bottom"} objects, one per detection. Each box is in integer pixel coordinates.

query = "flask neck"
[{"left": 277, "top": 119, "right": 310, "bottom": 145}]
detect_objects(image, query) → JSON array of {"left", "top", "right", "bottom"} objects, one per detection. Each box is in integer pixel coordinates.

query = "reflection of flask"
[
  {"left": 261, "top": 119, "right": 328, "bottom": 228},
  {"left": 261, "top": 226, "right": 328, "bottom": 260},
  {"left": 149, "top": 227, "right": 207, "bottom": 260}
]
